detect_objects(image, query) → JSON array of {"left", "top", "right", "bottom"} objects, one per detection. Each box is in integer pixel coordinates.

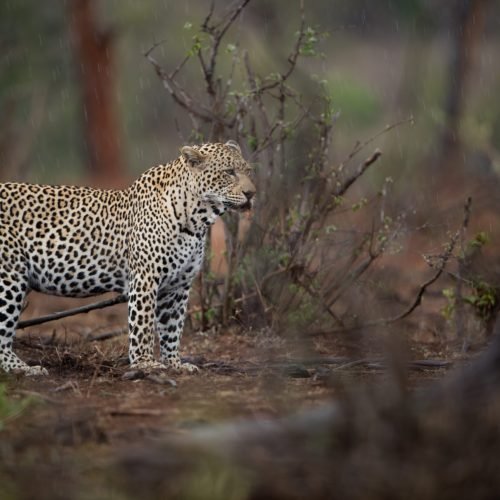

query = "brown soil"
[
  {"left": 0, "top": 284, "right": 488, "bottom": 500},
  {"left": 3, "top": 292, "right": 463, "bottom": 454}
]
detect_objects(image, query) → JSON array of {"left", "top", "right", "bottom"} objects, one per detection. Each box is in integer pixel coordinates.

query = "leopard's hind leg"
[{"left": 0, "top": 271, "right": 47, "bottom": 376}]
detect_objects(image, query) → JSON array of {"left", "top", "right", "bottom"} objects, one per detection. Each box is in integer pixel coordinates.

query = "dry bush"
[{"left": 146, "top": 0, "right": 412, "bottom": 336}]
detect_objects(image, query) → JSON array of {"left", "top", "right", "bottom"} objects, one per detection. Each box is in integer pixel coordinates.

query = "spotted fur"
[{"left": 0, "top": 141, "right": 255, "bottom": 375}]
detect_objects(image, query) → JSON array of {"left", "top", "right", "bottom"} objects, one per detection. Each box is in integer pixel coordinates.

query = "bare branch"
[
  {"left": 145, "top": 43, "right": 231, "bottom": 127},
  {"left": 200, "top": 0, "right": 251, "bottom": 102},
  {"left": 334, "top": 148, "right": 382, "bottom": 197},
  {"left": 17, "top": 294, "right": 127, "bottom": 330},
  {"left": 333, "top": 116, "right": 414, "bottom": 176},
  {"left": 326, "top": 252, "right": 380, "bottom": 311},
  {"left": 200, "top": 0, "right": 216, "bottom": 32},
  {"left": 251, "top": 0, "right": 306, "bottom": 94}
]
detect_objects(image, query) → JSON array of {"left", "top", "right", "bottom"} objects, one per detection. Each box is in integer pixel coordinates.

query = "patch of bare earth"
[
  {"left": 4, "top": 319, "right": 460, "bottom": 451},
  {"left": 0, "top": 279, "right": 489, "bottom": 500}
]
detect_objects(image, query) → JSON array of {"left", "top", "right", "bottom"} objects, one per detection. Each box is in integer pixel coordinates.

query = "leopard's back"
[{"left": 0, "top": 182, "right": 130, "bottom": 297}]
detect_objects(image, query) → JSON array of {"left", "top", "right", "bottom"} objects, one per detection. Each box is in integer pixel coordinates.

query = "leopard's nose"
[{"left": 243, "top": 189, "right": 255, "bottom": 201}]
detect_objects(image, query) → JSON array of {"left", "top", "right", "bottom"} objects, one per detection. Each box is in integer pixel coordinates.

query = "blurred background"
[
  {"left": 2, "top": 0, "right": 499, "bottom": 185},
  {"left": 2, "top": 1, "right": 500, "bottom": 498}
]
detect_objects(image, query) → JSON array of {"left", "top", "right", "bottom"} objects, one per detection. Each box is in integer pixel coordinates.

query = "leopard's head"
[{"left": 181, "top": 141, "right": 256, "bottom": 211}]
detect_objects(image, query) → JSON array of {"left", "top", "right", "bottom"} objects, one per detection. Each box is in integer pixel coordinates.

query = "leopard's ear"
[
  {"left": 225, "top": 140, "right": 241, "bottom": 153},
  {"left": 181, "top": 146, "right": 206, "bottom": 168}
]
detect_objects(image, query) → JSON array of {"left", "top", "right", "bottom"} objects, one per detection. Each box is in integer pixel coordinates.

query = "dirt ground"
[
  {"left": 0, "top": 283, "right": 490, "bottom": 500},
  {"left": 1, "top": 289, "right": 464, "bottom": 454}
]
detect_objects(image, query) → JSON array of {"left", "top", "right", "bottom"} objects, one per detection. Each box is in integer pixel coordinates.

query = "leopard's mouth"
[
  {"left": 223, "top": 199, "right": 253, "bottom": 212},
  {"left": 238, "top": 199, "right": 253, "bottom": 212}
]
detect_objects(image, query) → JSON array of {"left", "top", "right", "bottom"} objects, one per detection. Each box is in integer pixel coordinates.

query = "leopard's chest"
[{"left": 159, "top": 230, "right": 206, "bottom": 291}]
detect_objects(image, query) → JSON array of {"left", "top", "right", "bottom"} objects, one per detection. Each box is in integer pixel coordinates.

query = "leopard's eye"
[{"left": 226, "top": 168, "right": 236, "bottom": 177}]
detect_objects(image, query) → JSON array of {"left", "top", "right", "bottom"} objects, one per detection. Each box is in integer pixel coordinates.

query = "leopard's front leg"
[
  {"left": 127, "top": 273, "right": 166, "bottom": 371},
  {"left": 156, "top": 284, "right": 199, "bottom": 373}
]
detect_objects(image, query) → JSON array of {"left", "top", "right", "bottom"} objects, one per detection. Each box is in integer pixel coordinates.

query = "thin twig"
[
  {"left": 251, "top": 0, "right": 306, "bottom": 94},
  {"left": 333, "top": 116, "right": 414, "bottom": 176},
  {"left": 295, "top": 146, "right": 383, "bottom": 262},
  {"left": 334, "top": 149, "right": 382, "bottom": 197},
  {"left": 144, "top": 45, "right": 223, "bottom": 125},
  {"left": 202, "top": 0, "right": 251, "bottom": 97},
  {"left": 15, "top": 390, "right": 62, "bottom": 405}
]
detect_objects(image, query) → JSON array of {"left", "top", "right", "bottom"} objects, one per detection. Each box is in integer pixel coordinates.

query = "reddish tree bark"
[
  {"left": 441, "top": 0, "right": 489, "bottom": 164},
  {"left": 69, "top": 0, "right": 124, "bottom": 188}
]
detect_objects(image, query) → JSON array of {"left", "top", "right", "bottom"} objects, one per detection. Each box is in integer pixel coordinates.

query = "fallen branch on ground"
[
  {"left": 16, "top": 294, "right": 128, "bottom": 330},
  {"left": 15, "top": 284, "right": 263, "bottom": 331}
]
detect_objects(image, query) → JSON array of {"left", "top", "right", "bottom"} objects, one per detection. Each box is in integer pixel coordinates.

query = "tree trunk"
[
  {"left": 440, "top": 0, "right": 489, "bottom": 166},
  {"left": 69, "top": 0, "right": 124, "bottom": 188}
]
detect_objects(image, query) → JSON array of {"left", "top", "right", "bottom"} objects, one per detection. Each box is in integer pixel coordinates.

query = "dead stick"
[
  {"left": 15, "top": 290, "right": 262, "bottom": 331},
  {"left": 17, "top": 294, "right": 128, "bottom": 330}
]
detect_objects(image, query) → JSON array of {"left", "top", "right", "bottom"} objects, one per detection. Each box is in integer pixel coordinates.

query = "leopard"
[{"left": 0, "top": 140, "right": 255, "bottom": 376}]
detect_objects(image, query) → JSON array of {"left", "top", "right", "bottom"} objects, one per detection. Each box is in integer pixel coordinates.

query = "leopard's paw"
[
  {"left": 130, "top": 360, "right": 168, "bottom": 372},
  {"left": 180, "top": 362, "right": 200, "bottom": 374},
  {"left": 12, "top": 365, "right": 48, "bottom": 377},
  {"left": 169, "top": 360, "right": 200, "bottom": 374}
]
